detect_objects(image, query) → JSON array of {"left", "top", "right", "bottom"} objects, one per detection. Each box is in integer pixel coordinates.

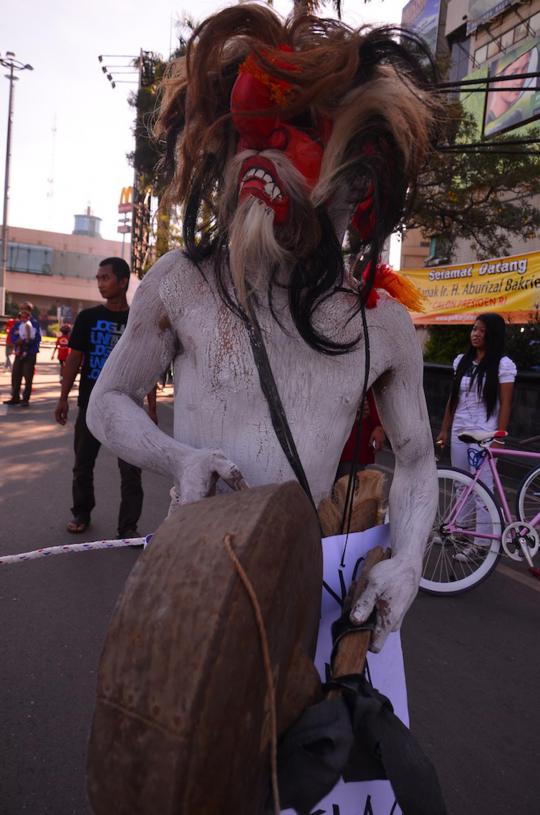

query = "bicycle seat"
[{"left": 458, "top": 429, "right": 507, "bottom": 444}]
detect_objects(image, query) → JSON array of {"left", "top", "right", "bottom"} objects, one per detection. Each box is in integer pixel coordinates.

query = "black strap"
[
  {"left": 242, "top": 307, "right": 318, "bottom": 517},
  {"left": 339, "top": 299, "right": 370, "bottom": 545}
]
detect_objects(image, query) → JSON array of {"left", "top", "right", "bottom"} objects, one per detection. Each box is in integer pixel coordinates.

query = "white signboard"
[{"left": 282, "top": 525, "right": 406, "bottom": 815}]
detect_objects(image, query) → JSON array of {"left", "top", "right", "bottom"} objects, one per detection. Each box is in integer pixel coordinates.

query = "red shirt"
[
  {"left": 55, "top": 335, "right": 70, "bottom": 361},
  {"left": 340, "top": 391, "right": 382, "bottom": 466}
]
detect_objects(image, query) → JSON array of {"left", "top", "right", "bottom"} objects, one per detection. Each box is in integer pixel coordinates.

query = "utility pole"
[{"left": 0, "top": 52, "right": 33, "bottom": 317}]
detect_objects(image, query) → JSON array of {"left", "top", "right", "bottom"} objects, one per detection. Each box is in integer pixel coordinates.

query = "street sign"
[{"left": 117, "top": 225, "right": 131, "bottom": 234}]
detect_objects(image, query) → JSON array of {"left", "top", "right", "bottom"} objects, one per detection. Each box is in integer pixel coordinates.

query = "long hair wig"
[
  {"left": 155, "top": 3, "right": 440, "bottom": 354},
  {"left": 449, "top": 313, "right": 508, "bottom": 420}
]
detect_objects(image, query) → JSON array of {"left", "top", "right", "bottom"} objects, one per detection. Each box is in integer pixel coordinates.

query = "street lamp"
[{"left": 0, "top": 52, "right": 33, "bottom": 317}]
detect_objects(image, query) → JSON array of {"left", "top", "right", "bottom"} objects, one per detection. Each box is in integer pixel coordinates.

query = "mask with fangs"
[{"left": 231, "top": 47, "right": 333, "bottom": 224}]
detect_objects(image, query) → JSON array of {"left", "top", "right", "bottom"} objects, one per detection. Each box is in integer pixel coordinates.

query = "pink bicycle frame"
[{"left": 444, "top": 446, "right": 540, "bottom": 542}]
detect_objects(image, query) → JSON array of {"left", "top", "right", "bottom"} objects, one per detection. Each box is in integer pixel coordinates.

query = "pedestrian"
[
  {"left": 437, "top": 313, "right": 516, "bottom": 559},
  {"left": 4, "top": 302, "right": 41, "bottom": 406},
  {"left": 4, "top": 313, "right": 18, "bottom": 370},
  {"left": 51, "top": 323, "right": 71, "bottom": 381},
  {"left": 54, "top": 257, "right": 157, "bottom": 537}
]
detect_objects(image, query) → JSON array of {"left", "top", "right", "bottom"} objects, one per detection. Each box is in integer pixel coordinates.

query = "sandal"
[{"left": 67, "top": 517, "right": 90, "bottom": 534}]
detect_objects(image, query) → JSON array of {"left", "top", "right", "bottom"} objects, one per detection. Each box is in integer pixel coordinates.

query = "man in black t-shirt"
[{"left": 54, "top": 257, "right": 157, "bottom": 535}]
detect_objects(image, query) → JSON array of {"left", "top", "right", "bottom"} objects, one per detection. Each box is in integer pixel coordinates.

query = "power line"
[{"left": 438, "top": 71, "right": 540, "bottom": 91}]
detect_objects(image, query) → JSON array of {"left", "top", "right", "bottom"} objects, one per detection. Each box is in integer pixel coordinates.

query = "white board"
[{"left": 281, "top": 525, "right": 405, "bottom": 815}]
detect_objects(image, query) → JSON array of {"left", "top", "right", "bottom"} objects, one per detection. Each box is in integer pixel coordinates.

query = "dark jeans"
[
  {"left": 72, "top": 408, "right": 143, "bottom": 536},
  {"left": 11, "top": 354, "right": 37, "bottom": 401}
]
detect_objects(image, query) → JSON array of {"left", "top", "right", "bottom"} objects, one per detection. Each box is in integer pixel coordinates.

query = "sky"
[{"left": 0, "top": 0, "right": 406, "bottom": 243}]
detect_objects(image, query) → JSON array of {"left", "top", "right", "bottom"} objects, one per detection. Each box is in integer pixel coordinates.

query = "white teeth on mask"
[
  {"left": 241, "top": 167, "right": 283, "bottom": 200},
  {"left": 241, "top": 168, "right": 275, "bottom": 183}
]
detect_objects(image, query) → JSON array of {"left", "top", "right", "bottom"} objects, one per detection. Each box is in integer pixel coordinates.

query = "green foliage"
[
  {"left": 505, "top": 310, "right": 540, "bottom": 371},
  {"left": 407, "top": 104, "right": 540, "bottom": 260},
  {"left": 423, "top": 325, "right": 471, "bottom": 364}
]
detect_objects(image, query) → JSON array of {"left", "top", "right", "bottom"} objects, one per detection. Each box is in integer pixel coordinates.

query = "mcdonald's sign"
[{"left": 118, "top": 186, "right": 133, "bottom": 214}]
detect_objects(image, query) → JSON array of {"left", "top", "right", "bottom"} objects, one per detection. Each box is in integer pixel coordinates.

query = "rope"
[
  {"left": 223, "top": 533, "right": 281, "bottom": 815},
  {"left": 0, "top": 535, "right": 152, "bottom": 566}
]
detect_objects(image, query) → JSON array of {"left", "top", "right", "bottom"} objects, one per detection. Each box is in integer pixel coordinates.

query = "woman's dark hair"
[{"left": 449, "top": 313, "right": 507, "bottom": 420}]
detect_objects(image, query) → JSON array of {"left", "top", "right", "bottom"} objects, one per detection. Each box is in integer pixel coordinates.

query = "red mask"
[{"left": 230, "top": 48, "right": 332, "bottom": 223}]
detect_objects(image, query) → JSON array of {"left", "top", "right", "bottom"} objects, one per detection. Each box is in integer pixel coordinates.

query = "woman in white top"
[
  {"left": 437, "top": 313, "right": 517, "bottom": 558},
  {"left": 437, "top": 313, "right": 516, "bottom": 458}
]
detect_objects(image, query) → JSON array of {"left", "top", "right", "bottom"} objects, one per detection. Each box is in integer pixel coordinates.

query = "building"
[
  {"left": 1, "top": 209, "right": 137, "bottom": 332},
  {"left": 399, "top": 0, "right": 540, "bottom": 325}
]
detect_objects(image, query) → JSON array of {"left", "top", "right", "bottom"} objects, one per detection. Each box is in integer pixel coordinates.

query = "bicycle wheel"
[
  {"left": 516, "top": 465, "right": 540, "bottom": 533},
  {"left": 420, "top": 467, "right": 503, "bottom": 596}
]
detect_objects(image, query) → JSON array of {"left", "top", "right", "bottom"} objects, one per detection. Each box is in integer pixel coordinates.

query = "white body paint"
[{"left": 87, "top": 250, "right": 437, "bottom": 650}]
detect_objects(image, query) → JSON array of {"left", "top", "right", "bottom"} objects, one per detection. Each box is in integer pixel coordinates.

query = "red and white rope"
[{"left": 0, "top": 535, "right": 152, "bottom": 566}]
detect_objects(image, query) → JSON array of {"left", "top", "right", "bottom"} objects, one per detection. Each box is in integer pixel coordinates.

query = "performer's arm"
[
  {"left": 86, "top": 255, "right": 247, "bottom": 503},
  {"left": 351, "top": 299, "right": 438, "bottom": 651}
]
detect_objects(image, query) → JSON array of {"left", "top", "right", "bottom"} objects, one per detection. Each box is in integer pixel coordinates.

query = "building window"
[
  {"left": 514, "top": 23, "right": 528, "bottom": 43},
  {"left": 475, "top": 44, "right": 488, "bottom": 64},
  {"left": 2, "top": 242, "right": 53, "bottom": 275},
  {"left": 500, "top": 29, "right": 513, "bottom": 49},
  {"left": 487, "top": 38, "right": 502, "bottom": 58},
  {"left": 448, "top": 30, "right": 471, "bottom": 87}
]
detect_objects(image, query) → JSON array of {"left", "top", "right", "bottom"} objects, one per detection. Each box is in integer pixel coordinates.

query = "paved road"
[{"left": 1, "top": 348, "right": 539, "bottom": 814}]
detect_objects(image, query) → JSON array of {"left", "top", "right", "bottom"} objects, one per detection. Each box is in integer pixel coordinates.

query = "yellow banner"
[{"left": 404, "top": 250, "right": 540, "bottom": 325}]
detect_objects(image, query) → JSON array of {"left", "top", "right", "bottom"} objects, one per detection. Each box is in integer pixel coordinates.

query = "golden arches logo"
[{"left": 118, "top": 187, "right": 133, "bottom": 213}]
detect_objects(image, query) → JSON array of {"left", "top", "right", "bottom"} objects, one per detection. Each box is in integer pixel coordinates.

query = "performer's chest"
[{"left": 174, "top": 296, "right": 365, "bottom": 419}]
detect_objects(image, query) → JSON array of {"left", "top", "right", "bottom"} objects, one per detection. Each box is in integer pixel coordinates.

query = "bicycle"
[{"left": 420, "top": 429, "right": 540, "bottom": 595}]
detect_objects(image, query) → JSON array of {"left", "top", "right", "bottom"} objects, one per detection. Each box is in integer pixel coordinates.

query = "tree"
[
  {"left": 292, "top": 0, "right": 342, "bottom": 17},
  {"left": 405, "top": 104, "right": 540, "bottom": 261},
  {"left": 127, "top": 21, "right": 194, "bottom": 274}
]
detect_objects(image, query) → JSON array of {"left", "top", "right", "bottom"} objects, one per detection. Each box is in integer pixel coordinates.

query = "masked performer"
[{"left": 87, "top": 4, "right": 439, "bottom": 652}]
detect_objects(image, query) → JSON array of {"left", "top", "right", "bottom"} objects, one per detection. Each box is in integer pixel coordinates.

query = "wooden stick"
[{"left": 329, "top": 546, "right": 390, "bottom": 687}]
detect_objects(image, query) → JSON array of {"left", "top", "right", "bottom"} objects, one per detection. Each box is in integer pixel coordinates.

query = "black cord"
[
  {"left": 241, "top": 289, "right": 371, "bottom": 555},
  {"left": 242, "top": 306, "right": 319, "bottom": 519},
  {"left": 339, "top": 299, "right": 371, "bottom": 567}
]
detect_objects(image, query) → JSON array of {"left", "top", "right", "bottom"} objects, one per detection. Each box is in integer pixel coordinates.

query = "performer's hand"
[
  {"left": 349, "top": 556, "right": 420, "bottom": 652},
  {"left": 170, "top": 448, "right": 249, "bottom": 509}
]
